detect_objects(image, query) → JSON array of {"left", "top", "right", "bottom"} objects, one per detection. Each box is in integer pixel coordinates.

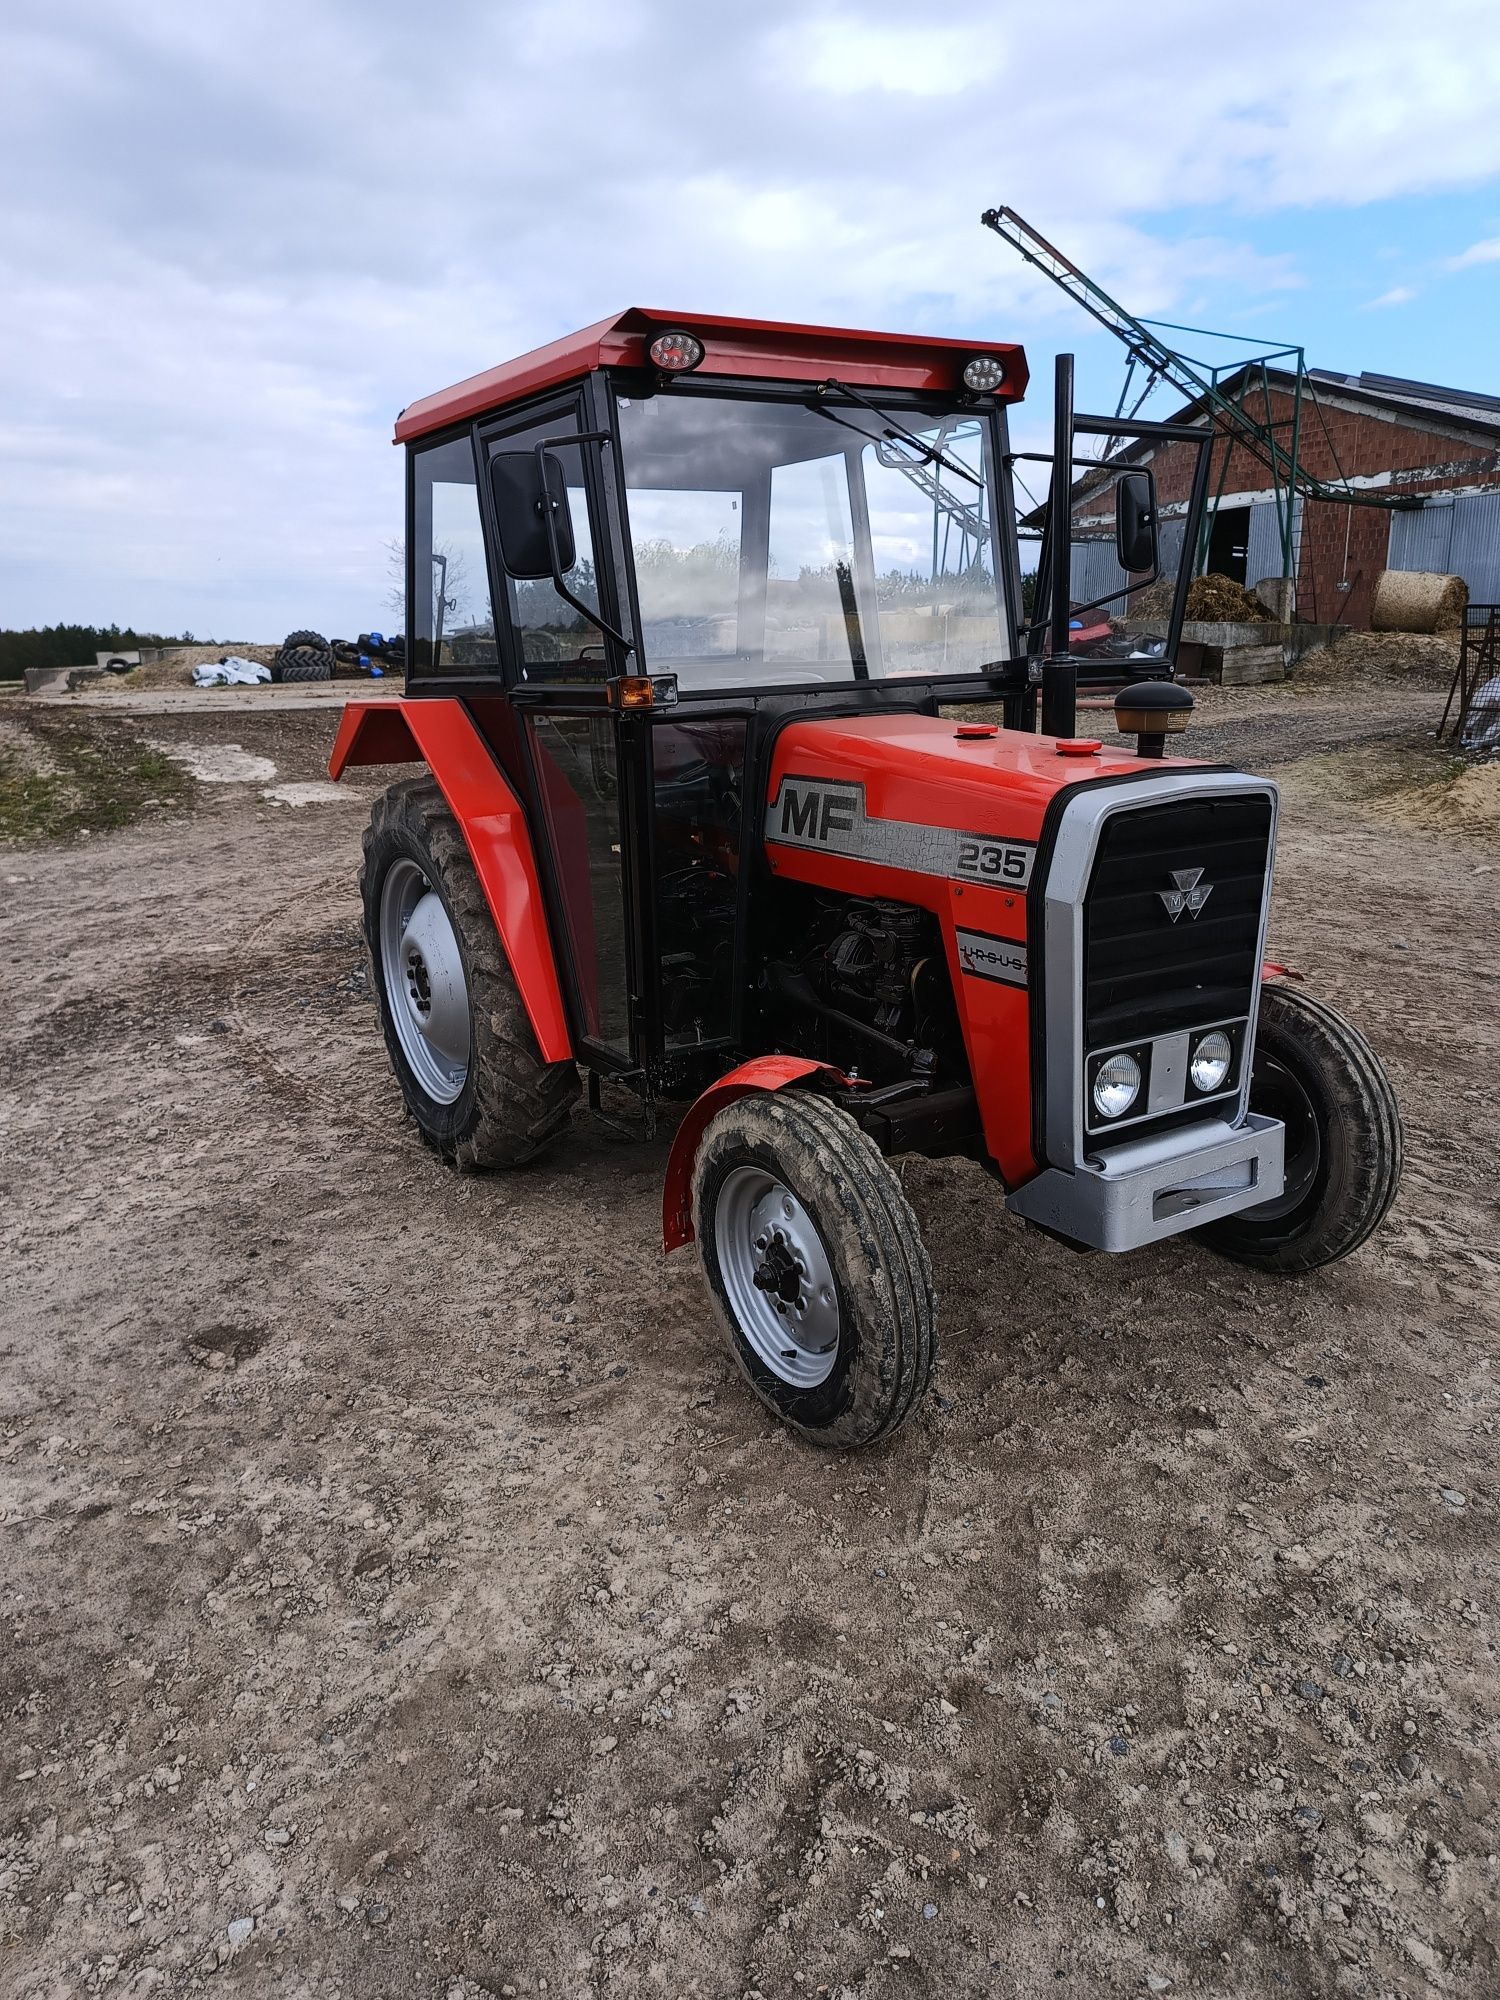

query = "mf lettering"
[{"left": 779, "top": 785, "right": 858, "bottom": 843}]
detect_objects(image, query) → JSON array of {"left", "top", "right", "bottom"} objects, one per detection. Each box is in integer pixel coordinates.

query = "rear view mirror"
[
  {"left": 490, "top": 450, "right": 577, "bottom": 579},
  {"left": 1115, "top": 469, "right": 1158, "bottom": 574}
]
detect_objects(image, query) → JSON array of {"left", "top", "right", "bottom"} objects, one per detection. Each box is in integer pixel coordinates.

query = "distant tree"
[{"left": 0, "top": 622, "right": 195, "bottom": 681}]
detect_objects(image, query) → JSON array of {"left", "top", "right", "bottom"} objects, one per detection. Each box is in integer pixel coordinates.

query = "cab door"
[{"left": 477, "top": 397, "right": 641, "bottom": 1072}]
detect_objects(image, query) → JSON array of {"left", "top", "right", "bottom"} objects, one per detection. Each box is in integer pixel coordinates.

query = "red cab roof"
[{"left": 393, "top": 307, "right": 1028, "bottom": 443}]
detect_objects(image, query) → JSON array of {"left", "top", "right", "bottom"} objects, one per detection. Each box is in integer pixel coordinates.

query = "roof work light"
[
  {"left": 962, "top": 355, "right": 1007, "bottom": 393},
  {"left": 648, "top": 330, "right": 705, "bottom": 372}
]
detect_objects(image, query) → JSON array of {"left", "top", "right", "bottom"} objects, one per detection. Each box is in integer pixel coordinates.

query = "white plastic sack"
[
  {"left": 192, "top": 656, "right": 271, "bottom": 688},
  {"left": 1461, "top": 673, "right": 1500, "bottom": 754}
]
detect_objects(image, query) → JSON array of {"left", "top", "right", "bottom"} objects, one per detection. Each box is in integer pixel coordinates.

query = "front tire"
[
  {"left": 1201, "top": 984, "right": 1401, "bottom": 1274},
  {"left": 361, "top": 779, "right": 578, "bottom": 1167},
  {"left": 692, "top": 1091, "right": 936, "bottom": 1448}
]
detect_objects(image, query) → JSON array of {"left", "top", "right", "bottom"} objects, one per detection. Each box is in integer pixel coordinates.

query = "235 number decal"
[{"left": 955, "top": 837, "right": 1034, "bottom": 887}]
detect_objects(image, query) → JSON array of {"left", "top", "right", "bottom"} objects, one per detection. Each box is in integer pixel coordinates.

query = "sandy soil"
[{"left": 2, "top": 683, "right": 1497, "bottom": 2000}]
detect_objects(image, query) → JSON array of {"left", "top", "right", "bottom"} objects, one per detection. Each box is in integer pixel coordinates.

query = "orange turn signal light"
[{"left": 608, "top": 674, "right": 678, "bottom": 709}]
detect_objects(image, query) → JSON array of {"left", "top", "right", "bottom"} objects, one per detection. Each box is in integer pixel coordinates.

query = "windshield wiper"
[{"left": 813, "top": 379, "right": 985, "bottom": 490}]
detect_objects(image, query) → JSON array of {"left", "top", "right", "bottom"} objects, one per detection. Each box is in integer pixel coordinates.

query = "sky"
[{"left": 6, "top": 0, "right": 1500, "bottom": 641}]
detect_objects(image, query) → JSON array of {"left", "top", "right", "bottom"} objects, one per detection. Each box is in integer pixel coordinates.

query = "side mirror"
[
  {"left": 1115, "top": 469, "right": 1158, "bottom": 574},
  {"left": 490, "top": 450, "right": 577, "bottom": 580}
]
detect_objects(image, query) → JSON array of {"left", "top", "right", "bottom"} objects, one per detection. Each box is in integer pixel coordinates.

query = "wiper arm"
[{"left": 813, "top": 379, "right": 984, "bottom": 490}]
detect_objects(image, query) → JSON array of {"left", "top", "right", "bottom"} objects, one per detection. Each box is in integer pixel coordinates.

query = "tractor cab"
[
  {"left": 330, "top": 310, "right": 1399, "bottom": 1451},
  {"left": 386, "top": 310, "right": 1207, "bottom": 1090}
]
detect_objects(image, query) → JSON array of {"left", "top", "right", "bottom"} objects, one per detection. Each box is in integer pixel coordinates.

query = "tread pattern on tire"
[
  {"left": 275, "top": 630, "right": 334, "bottom": 684},
  {"left": 361, "top": 778, "right": 578, "bottom": 1168},
  {"left": 692, "top": 1089, "right": 937, "bottom": 1449},
  {"left": 1204, "top": 983, "right": 1402, "bottom": 1274},
  {"left": 278, "top": 649, "right": 333, "bottom": 683}
]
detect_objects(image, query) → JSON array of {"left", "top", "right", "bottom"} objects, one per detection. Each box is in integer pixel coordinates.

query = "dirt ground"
[{"left": 2, "top": 672, "right": 1497, "bottom": 2000}]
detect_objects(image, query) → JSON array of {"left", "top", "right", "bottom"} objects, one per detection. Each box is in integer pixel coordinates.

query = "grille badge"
[{"left": 1158, "top": 866, "right": 1213, "bottom": 923}]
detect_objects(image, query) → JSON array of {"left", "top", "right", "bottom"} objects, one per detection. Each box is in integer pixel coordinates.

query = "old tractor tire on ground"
[
  {"left": 361, "top": 778, "right": 578, "bottom": 1168},
  {"left": 692, "top": 1090, "right": 936, "bottom": 1449},
  {"left": 1201, "top": 984, "right": 1402, "bottom": 1274},
  {"left": 274, "top": 631, "right": 334, "bottom": 683}
]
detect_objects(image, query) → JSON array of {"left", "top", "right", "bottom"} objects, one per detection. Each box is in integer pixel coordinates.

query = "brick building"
[{"left": 1077, "top": 368, "right": 1500, "bottom": 628}]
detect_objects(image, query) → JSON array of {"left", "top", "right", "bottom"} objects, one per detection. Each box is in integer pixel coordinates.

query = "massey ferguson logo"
[
  {"left": 1158, "top": 867, "right": 1213, "bottom": 922},
  {"left": 777, "top": 780, "right": 858, "bottom": 845}
]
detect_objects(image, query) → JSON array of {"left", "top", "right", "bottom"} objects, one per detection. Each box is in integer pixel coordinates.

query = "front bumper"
[{"left": 1005, "top": 1113, "right": 1285, "bottom": 1253}]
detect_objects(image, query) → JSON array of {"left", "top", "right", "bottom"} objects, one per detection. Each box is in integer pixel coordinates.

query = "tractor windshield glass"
[{"left": 616, "top": 389, "right": 1007, "bottom": 690}]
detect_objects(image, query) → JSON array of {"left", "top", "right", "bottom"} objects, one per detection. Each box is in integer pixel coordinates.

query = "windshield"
[{"left": 616, "top": 389, "right": 1009, "bottom": 690}]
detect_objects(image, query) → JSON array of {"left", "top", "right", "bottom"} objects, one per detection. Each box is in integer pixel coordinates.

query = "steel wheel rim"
[
  {"left": 379, "top": 858, "right": 470, "bottom": 1105},
  {"left": 1242, "top": 1053, "right": 1321, "bottom": 1220},
  {"left": 714, "top": 1166, "right": 841, "bottom": 1389}
]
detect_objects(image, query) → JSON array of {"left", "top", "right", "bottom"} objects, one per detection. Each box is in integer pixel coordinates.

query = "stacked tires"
[{"left": 273, "top": 630, "right": 334, "bottom": 683}]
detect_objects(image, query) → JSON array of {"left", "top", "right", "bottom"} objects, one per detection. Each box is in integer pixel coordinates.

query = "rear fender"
[
  {"left": 662, "top": 1056, "right": 850, "bottom": 1253},
  {"left": 330, "top": 699, "right": 572, "bottom": 1065}
]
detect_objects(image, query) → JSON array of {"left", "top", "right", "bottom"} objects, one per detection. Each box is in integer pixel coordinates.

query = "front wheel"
[
  {"left": 692, "top": 1091, "right": 936, "bottom": 1449},
  {"left": 1200, "top": 984, "right": 1401, "bottom": 1274}
]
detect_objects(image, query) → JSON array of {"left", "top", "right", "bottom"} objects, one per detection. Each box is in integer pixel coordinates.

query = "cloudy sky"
[{"left": 6, "top": 0, "right": 1500, "bottom": 640}]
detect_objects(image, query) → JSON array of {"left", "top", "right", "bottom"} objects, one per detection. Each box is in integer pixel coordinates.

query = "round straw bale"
[{"left": 1370, "top": 569, "right": 1468, "bottom": 633}]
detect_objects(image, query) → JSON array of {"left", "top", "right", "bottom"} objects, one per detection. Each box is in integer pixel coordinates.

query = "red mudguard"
[
  {"left": 329, "top": 699, "right": 572, "bottom": 1065},
  {"left": 661, "top": 1056, "right": 850, "bottom": 1253}
]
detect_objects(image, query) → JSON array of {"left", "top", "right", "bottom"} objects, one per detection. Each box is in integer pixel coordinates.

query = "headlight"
[
  {"left": 1092, "top": 1051, "right": 1142, "bottom": 1120},
  {"left": 962, "top": 354, "right": 1007, "bottom": 393},
  {"left": 1189, "top": 1030, "right": 1232, "bottom": 1094}
]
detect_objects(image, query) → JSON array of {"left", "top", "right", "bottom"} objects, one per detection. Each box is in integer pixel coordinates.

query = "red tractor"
[{"left": 330, "top": 310, "right": 1400, "bottom": 1449}]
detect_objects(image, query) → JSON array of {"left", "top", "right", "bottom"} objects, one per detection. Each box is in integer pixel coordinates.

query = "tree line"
[{"left": 0, "top": 623, "right": 196, "bottom": 680}]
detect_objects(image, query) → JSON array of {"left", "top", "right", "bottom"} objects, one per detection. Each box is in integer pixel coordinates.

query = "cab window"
[{"left": 410, "top": 435, "right": 498, "bottom": 675}]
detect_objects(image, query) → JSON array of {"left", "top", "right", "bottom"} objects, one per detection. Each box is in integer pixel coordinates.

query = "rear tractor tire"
[
  {"left": 692, "top": 1091, "right": 936, "bottom": 1449},
  {"left": 361, "top": 778, "right": 578, "bottom": 1167},
  {"left": 1201, "top": 983, "right": 1401, "bottom": 1274}
]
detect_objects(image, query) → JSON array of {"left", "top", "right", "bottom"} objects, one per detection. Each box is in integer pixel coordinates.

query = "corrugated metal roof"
[{"left": 1160, "top": 364, "right": 1500, "bottom": 443}]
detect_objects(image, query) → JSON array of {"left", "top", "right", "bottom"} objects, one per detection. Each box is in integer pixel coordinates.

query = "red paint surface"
[
  {"left": 395, "top": 308, "right": 1028, "bottom": 443},
  {"left": 762, "top": 714, "right": 1190, "bottom": 1186},
  {"left": 328, "top": 700, "right": 573, "bottom": 1064},
  {"left": 662, "top": 1056, "right": 850, "bottom": 1253}
]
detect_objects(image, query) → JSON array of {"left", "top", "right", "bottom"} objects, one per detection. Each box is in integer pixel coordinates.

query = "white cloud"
[
  {"left": 769, "top": 15, "right": 1005, "bottom": 96},
  {"left": 5, "top": 0, "right": 1500, "bottom": 634},
  {"left": 1364, "top": 284, "right": 1417, "bottom": 308},
  {"left": 1447, "top": 235, "right": 1500, "bottom": 268}
]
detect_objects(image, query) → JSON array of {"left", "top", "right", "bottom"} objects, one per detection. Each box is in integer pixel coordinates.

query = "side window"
[
  {"left": 765, "top": 454, "right": 859, "bottom": 670},
  {"left": 628, "top": 488, "right": 742, "bottom": 660},
  {"left": 487, "top": 430, "right": 605, "bottom": 680},
  {"left": 411, "top": 436, "right": 498, "bottom": 675}
]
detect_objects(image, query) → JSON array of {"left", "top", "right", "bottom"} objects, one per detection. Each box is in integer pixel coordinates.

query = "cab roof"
[{"left": 393, "top": 308, "right": 1028, "bottom": 444}]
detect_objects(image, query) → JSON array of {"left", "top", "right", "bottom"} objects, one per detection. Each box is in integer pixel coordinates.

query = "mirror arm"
[{"left": 533, "top": 436, "right": 634, "bottom": 658}]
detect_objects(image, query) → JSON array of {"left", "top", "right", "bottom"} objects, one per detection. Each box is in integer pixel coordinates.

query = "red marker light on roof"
[{"left": 649, "top": 330, "right": 704, "bottom": 372}]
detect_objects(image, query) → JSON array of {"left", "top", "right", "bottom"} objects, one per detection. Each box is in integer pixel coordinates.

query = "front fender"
[
  {"left": 330, "top": 699, "right": 572, "bottom": 1065},
  {"left": 661, "top": 1056, "right": 850, "bottom": 1253}
]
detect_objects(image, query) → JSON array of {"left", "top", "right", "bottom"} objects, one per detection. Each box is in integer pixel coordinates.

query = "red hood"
[{"left": 768, "top": 712, "right": 1184, "bottom": 846}]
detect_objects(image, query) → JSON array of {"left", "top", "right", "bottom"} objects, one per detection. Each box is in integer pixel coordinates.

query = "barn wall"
[{"left": 1092, "top": 386, "right": 1500, "bottom": 627}]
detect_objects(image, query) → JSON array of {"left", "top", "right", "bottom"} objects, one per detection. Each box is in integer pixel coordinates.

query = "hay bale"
[
  {"left": 1184, "top": 573, "right": 1271, "bottom": 623},
  {"left": 1370, "top": 569, "right": 1468, "bottom": 634}
]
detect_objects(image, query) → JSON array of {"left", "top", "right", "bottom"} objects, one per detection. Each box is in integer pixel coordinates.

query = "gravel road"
[{"left": 2, "top": 681, "right": 1496, "bottom": 1999}]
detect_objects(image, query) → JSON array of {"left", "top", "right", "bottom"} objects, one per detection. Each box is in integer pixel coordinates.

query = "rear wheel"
[
  {"left": 361, "top": 779, "right": 577, "bottom": 1166},
  {"left": 1201, "top": 984, "right": 1401, "bottom": 1273},
  {"left": 692, "top": 1091, "right": 936, "bottom": 1448}
]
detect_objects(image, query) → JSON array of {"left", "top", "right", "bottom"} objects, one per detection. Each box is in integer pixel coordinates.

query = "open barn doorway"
[{"left": 1206, "top": 504, "right": 1251, "bottom": 585}]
